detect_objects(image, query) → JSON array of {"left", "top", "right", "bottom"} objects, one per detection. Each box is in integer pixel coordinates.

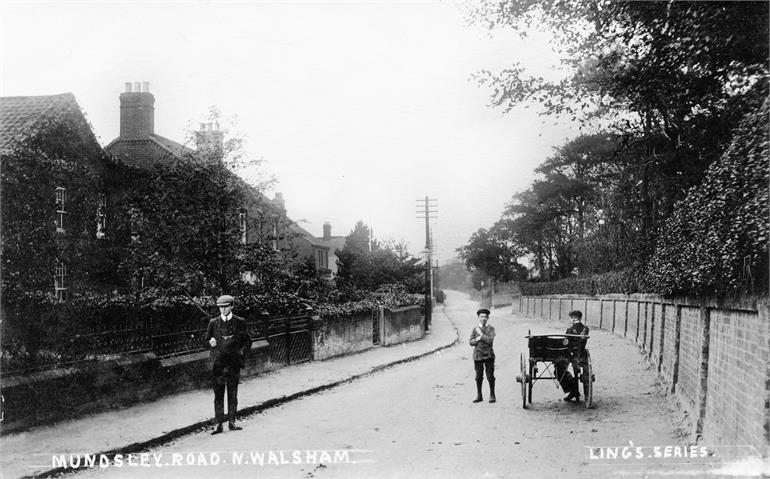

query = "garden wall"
[
  {"left": 382, "top": 305, "right": 424, "bottom": 346},
  {"left": 311, "top": 311, "right": 375, "bottom": 361},
  {"left": 518, "top": 294, "right": 769, "bottom": 452}
]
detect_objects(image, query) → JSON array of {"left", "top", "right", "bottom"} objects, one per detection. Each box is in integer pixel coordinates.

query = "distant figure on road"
[
  {"left": 556, "top": 310, "right": 588, "bottom": 402},
  {"left": 205, "top": 294, "right": 252, "bottom": 434},
  {"left": 469, "top": 307, "right": 496, "bottom": 403}
]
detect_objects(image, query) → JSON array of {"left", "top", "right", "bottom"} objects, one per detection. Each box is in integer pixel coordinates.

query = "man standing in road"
[
  {"left": 470, "top": 308, "right": 496, "bottom": 403},
  {"left": 205, "top": 294, "right": 252, "bottom": 434},
  {"left": 556, "top": 310, "right": 589, "bottom": 401}
]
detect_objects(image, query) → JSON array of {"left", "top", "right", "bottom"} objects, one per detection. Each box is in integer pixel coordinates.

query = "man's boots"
[
  {"left": 473, "top": 379, "right": 483, "bottom": 403},
  {"left": 489, "top": 380, "right": 496, "bottom": 403}
]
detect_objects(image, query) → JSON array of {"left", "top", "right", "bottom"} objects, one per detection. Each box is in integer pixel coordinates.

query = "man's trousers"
[{"left": 212, "top": 360, "right": 240, "bottom": 424}]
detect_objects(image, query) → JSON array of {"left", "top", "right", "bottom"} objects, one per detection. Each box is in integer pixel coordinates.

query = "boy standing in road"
[{"left": 470, "top": 308, "right": 496, "bottom": 403}]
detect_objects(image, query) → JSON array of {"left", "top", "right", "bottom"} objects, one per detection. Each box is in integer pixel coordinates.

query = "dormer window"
[{"left": 55, "top": 187, "right": 67, "bottom": 233}]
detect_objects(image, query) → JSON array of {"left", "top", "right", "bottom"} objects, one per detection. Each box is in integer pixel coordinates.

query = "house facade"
[
  {"left": 0, "top": 93, "right": 112, "bottom": 299},
  {"left": 103, "top": 82, "right": 330, "bottom": 274}
]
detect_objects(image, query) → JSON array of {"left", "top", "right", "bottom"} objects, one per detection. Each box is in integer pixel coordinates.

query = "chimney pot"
[
  {"left": 119, "top": 82, "right": 155, "bottom": 139},
  {"left": 142, "top": 82, "right": 150, "bottom": 92}
]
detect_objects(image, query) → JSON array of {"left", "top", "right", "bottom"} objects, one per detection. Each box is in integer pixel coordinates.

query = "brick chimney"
[
  {"left": 119, "top": 81, "right": 154, "bottom": 139},
  {"left": 323, "top": 222, "right": 331, "bottom": 240},
  {"left": 195, "top": 122, "right": 224, "bottom": 162}
]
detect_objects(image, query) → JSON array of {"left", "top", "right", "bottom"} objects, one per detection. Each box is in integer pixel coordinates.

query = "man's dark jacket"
[{"left": 204, "top": 315, "right": 252, "bottom": 368}]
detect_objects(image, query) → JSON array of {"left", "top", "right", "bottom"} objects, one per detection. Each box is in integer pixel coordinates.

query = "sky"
[{"left": 1, "top": 0, "right": 578, "bottom": 264}]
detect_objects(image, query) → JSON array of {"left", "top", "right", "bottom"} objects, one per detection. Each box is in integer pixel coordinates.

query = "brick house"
[
  {"left": 103, "top": 82, "right": 329, "bottom": 272},
  {"left": 0, "top": 93, "right": 111, "bottom": 298}
]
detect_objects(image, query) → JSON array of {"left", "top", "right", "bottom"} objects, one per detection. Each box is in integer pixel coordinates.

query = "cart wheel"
[
  {"left": 582, "top": 351, "right": 593, "bottom": 408},
  {"left": 527, "top": 359, "right": 533, "bottom": 404},
  {"left": 519, "top": 353, "right": 528, "bottom": 409}
]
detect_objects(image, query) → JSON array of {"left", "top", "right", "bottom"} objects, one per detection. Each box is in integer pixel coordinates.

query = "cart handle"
[{"left": 525, "top": 334, "right": 590, "bottom": 339}]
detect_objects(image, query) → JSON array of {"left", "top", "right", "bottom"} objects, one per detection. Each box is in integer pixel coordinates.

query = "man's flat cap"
[
  {"left": 477, "top": 308, "right": 491, "bottom": 316},
  {"left": 216, "top": 295, "right": 234, "bottom": 306}
]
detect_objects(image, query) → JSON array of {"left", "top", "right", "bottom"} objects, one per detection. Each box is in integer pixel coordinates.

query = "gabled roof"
[
  {"left": 319, "top": 235, "right": 347, "bottom": 253},
  {"left": 287, "top": 222, "right": 329, "bottom": 248},
  {"left": 104, "top": 134, "right": 195, "bottom": 169},
  {"left": 0, "top": 93, "right": 95, "bottom": 154}
]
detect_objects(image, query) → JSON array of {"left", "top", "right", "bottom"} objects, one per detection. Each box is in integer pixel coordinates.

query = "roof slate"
[
  {"left": 319, "top": 236, "right": 347, "bottom": 252},
  {"left": 104, "top": 134, "right": 194, "bottom": 169},
  {"left": 0, "top": 93, "right": 81, "bottom": 153}
]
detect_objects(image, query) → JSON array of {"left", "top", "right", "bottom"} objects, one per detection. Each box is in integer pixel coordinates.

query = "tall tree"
[
  {"left": 467, "top": 1, "right": 769, "bottom": 259},
  {"left": 335, "top": 221, "right": 423, "bottom": 293},
  {"left": 456, "top": 223, "right": 527, "bottom": 284}
]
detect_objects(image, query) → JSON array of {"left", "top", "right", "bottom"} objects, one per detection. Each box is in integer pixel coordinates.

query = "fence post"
[
  {"left": 694, "top": 304, "right": 711, "bottom": 441},
  {"left": 599, "top": 299, "right": 604, "bottom": 329},
  {"left": 624, "top": 300, "right": 629, "bottom": 338},
  {"left": 648, "top": 303, "right": 656, "bottom": 361},
  {"left": 611, "top": 299, "right": 617, "bottom": 332},
  {"left": 657, "top": 303, "right": 666, "bottom": 374},
  {"left": 671, "top": 304, "right": 682, "bottom": 394},
  {"left": 636, "top": 300, "right": 641, "bottom": 343}
]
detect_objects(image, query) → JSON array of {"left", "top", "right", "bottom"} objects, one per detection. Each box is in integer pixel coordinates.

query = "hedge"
[
  {"left": 1, "top": 285, "right": 425, "bottom": 374},
  {"left": 0, "top": 290, "right": 310, "bottom": 374},
  {"left": 519, "top": 271, "right": 640, "bottom": 296},
  {"left": 643, "top": 97, "right": 769, "bottom": 297}
]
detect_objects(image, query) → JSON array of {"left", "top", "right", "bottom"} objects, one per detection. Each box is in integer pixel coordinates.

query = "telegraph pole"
[{"left": 416, "top": 196, "right": 437, "bottom": 330}]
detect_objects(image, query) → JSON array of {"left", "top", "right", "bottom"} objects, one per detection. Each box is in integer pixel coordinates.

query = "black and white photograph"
[{"left": 1, "top": 1, "right": 768, "bottom": 478}]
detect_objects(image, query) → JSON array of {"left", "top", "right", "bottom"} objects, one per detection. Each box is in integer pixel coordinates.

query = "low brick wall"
[
  {"left": 311, "top": 312, "right": 374, "bottom": 361},
  {"left": 382, "top": 305, "right": 424, "bottom": 346},
  {"left": 2, "top": 306, "right": 428, "bottom": 433},
  {"left": 0, "top": 341, "right": 271, "bottom": 434},
  {"left": 518, "top": 294, "right": 769, "bottom": 452}
]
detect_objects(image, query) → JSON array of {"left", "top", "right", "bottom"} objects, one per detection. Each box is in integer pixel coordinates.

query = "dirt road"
[{"left": 71, "top": 290, "right": 691, "bottom": 478}]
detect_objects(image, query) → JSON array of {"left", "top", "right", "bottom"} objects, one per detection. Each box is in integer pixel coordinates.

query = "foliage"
[
  {"left": 110, "top": 153, "right": 305, "bottom": 296},
  {"left": 313, "top": 284, "right": 423, "bottom": 318},
  {"left": 335, "top": 221, "right": 424, "bottom": 294},
  {"left": 498, "top": 133, "right": 644, "bottom": 279},
  {"left": 460, "top": 1, "right": 769, "bottom": 295},
  {"left": 0, "top": 114, "right": 122, "bottom": 301},
  {"left": 0, "top": 288, "right": 312, "bottom": 373},
  {"left": 643, "top": 98, "right": 769, "bottom": 297},
  {"left": 184, "top": 106, "right": 275, "bottom": 191},
  {"left": 456, "top": 223, "right": 528, "bottom": 285},
  {"left": 112, "top": 159, "right": 242, "bottom": 292},
  {"left": 519, "top": 271, "right": 640, "bottom": 296}
]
